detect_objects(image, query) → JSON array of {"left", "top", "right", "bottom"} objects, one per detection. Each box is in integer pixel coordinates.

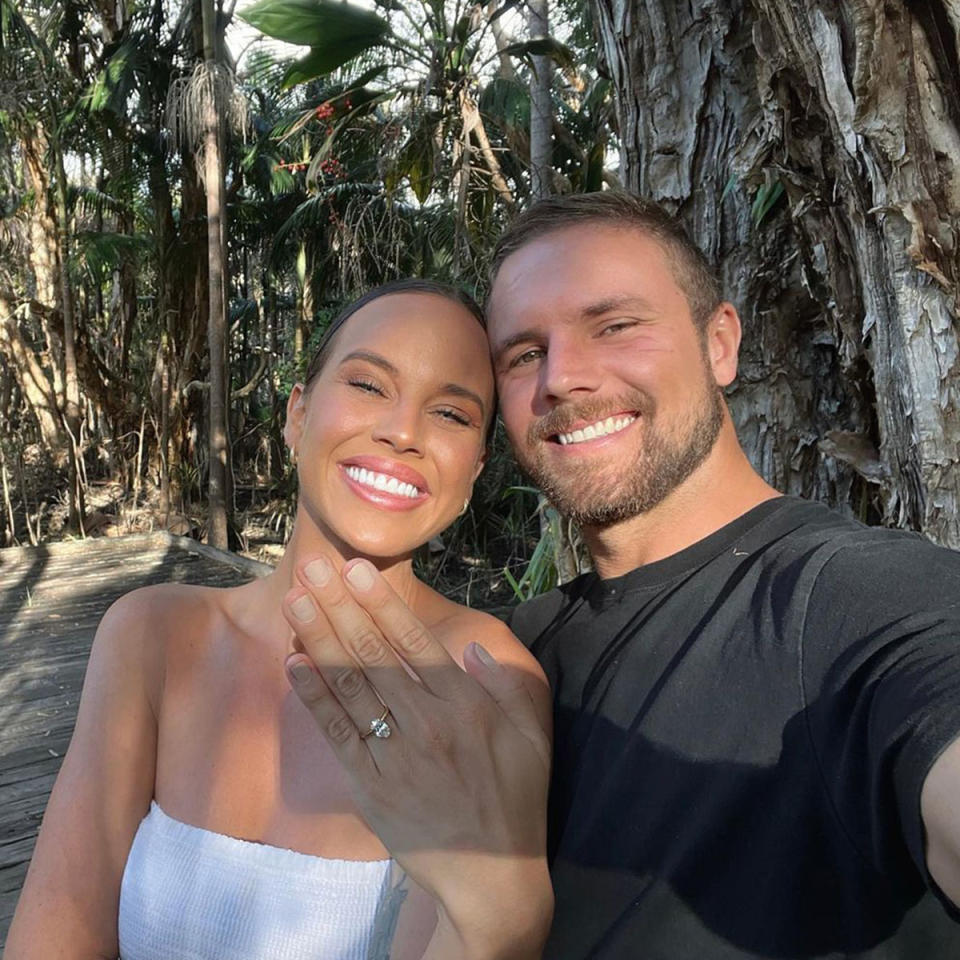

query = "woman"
[{"left": 5, "top": 280, "right": 551, "bottom": 959}]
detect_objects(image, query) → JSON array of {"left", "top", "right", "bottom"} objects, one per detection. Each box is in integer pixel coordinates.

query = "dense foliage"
[{"left": 0, "top": 0, "right": 612, "bottom": 603}]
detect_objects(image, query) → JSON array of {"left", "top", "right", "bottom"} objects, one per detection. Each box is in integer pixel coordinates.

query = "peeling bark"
[
  {"left": 0, "top": 292, "right": 65, "bottom": 452},
  {"left": 594, "top": 0, "right": 960, "bottom": 547}
]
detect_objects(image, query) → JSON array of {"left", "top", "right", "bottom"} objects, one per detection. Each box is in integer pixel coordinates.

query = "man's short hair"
[{"left": 488, "top": 192, "right": 722, "bottom": 329}]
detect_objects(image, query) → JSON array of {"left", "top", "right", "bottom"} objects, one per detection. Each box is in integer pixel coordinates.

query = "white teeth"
[
  {"left": 344, "top": 466, "right": 422, "bottom": 498},
  {"left": 557, "top": 414, "right": 637, "bottom": 446}
]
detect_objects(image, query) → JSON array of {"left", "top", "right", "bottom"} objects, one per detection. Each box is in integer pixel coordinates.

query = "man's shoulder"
[
  {"left": 509, "top": 576, "right": 591, "bottom": 649},
  {"left": 810, "top": 519, "right": 960, "bottom": 609},
  {"left": 744, "top": 497, "right": 957, "bottom": 570},
  {"left": 750, "top": 499, "right": 960, "bottom": 652}
]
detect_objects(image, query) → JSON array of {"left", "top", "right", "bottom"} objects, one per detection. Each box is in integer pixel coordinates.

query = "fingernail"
[
  {"left": 291, "top": 595, "right": 316, "bottom": 622},
  {"left": 345, "top": 560, "right": 375, "bottom": 591},
  {"left": 304, "top": 557, "right": 332, "bottom": 586},
  {"left": 472, "top": 642, "right": 499, "bottom": 668},
  {"left": 288, "top": 660, "right": 313, "bottom": 685}
]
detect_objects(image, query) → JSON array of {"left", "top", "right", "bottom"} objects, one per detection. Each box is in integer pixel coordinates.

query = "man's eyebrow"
[
  {"left": 581, "top": 295, "right": 657, "bottom": 318},
  {"left": 339, "top": 349, "right": 399, "bottom": 375},
  {"left": 492, "top": 329, "right": 541, "bottom": 361}
]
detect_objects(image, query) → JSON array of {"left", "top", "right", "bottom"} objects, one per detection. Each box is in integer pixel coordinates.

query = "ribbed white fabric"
[{"left": 118, "top": 802, "right": 392, "bottom": 960}]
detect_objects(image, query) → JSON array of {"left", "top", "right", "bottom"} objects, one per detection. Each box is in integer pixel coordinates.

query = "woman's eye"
[
  {"left": 349, "top": 378, "right": 385, "bottom": 396},
  {"left": 436, "top": 408, "right": 471, "bottom": 426}
]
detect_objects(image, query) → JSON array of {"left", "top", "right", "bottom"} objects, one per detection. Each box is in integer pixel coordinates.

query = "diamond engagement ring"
[{"left": 360, "top": 704, "right": 392, "bottom": 740}]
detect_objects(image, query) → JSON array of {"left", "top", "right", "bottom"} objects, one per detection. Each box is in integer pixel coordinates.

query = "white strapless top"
[{"left": 118, "top": 802, "right": 393, "bottom": 960}]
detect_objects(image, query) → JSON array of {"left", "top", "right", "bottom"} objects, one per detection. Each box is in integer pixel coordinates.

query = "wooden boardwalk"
[{"left": 0, "top": 533, "right": 271, "bottom": 946}]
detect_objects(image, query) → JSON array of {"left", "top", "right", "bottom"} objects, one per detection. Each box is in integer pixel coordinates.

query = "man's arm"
[{"left": 921, "top": 735, "right": 960, "bottom": 908}]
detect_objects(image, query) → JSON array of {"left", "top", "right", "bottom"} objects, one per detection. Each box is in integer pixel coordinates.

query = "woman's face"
[{"left": 285, "top": 292, "right": 494, "bottom": 560}]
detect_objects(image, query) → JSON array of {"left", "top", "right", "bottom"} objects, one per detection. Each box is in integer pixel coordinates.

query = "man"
[{"left": 283, "top": 192, "right": 960, "bottom": 958}]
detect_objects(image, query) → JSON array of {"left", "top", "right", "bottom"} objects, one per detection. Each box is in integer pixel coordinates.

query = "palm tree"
[{"left": 166, "top": 0, "right": 248, "bottom": 547}]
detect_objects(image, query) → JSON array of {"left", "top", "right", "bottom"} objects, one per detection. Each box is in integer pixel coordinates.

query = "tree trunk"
[
  {"left": 201, "top": 0, "right": 230, "bottom": 549},
  {"left": 528, "top": 0, "right": 553, "bottom": 200},
  {"left": 21, "top": 126, "right": 65, "bottom": 404},
  {"left": 593, "top": 0, "right": 960, "bottom": 548},
  {"left": 0, "top": 293, "right": 65, "bottom": 450},
  {"left": 52, "top": 129, "right": 87, "bottom": 533}
]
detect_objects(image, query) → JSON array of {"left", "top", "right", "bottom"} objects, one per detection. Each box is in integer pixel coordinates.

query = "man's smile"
[{"left": 554, "top": 414, "right": 638, "bottom": 446}]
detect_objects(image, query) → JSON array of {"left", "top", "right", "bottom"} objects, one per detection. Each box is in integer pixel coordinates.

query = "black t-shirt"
[{"left": 511, "top": 497, "right": 960, "bottom": 959}]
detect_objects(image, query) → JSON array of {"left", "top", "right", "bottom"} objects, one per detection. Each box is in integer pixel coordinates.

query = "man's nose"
[
  {"left": 372, "top": 403, "right": 424, "bottom": 455},
  {"left": 538, "top": 340, "right": 603, "bottom": 405}
]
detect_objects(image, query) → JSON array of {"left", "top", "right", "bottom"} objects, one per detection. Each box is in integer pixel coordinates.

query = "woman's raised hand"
[{"left": 281, "top": 556, "right": 553, "bottom": 959}]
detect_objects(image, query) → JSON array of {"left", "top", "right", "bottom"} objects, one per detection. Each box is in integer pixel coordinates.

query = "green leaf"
[
  {"left": 501, "top": 36, "right": 575, "bottom": 72},
  {"left": 480, "top": 76, "right": 530, "bottom": 130},
  {"left": 721, "top": 173, "right": 737, "bottom": 202},
  {"left": 281, "top": 39, "right": 384, "bottom": 88},
  {"left": 397, "top": 119, "right": 436, "bottom": 204},
  {"left": 582, "top": 139, "right": 605, "bottom": 193},
  {"left": 74, "top": 231, "right": 149, "bottom": 284},
  {"left": 240, "top": 0, "right": 391, "bottom": 75},
  {"left": 752, "top": 178, "right": 785, "bottom": 226}
]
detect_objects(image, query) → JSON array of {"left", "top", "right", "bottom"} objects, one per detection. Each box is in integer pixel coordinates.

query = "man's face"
[{"left": 487, "top": 224, "right": 727, "bottom": 528}]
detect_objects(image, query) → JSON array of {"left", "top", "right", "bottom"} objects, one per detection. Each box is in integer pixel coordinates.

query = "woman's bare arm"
[{"left": 4, "top": 590, "right": 162, "bottom": 959}]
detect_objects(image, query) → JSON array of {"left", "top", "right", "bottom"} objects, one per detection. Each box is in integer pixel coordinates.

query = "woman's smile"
[{"left": 339, "top": 456, "right": 430, "bottom": 511}]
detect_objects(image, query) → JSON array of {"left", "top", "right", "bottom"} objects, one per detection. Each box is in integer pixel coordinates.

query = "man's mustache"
[{"left": 525, "top": 391, "right": 654, "bottom": 446}]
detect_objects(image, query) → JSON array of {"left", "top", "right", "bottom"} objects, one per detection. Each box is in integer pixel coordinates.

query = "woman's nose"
[{"left": 371, "top": 405, "right": 424, "bottom": 455}]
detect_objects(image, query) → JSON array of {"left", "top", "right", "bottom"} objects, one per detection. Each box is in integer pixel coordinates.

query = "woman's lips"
[{"left": 338, "top": 457, "right": 430, "bottom": 510}]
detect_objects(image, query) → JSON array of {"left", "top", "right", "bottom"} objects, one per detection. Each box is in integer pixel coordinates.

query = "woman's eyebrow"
[
  {"left": 339, "top": 349, "right": 398, "bottom": 374},
  {"left": 441, "top": 383, "right": 486, "bottom": 415}
]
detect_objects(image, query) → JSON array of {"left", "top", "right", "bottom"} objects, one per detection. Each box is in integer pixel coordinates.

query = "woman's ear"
[
  {"left": 705, "top": 303, "right": 742, "bottom": 388},
  {"left": 283, "top": 383, "right": 307, "bottom": 450},
  {"left": 472, "top": 448, "right": 488, "bottom": 484}
]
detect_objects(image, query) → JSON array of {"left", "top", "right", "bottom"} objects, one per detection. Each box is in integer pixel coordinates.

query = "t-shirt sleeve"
[
  {"left": 800, "top": 532, "right": 960, "bottom": 919},
  {"left": 508, "top": 588, "right": 571, "bottom": 651}
]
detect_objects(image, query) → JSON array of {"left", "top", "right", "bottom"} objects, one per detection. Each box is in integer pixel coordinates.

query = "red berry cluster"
[
  {"left": 315, "top": 102, "right": 334, "bottom": 120},
  {"left": 319, "top": 156, "right": 344, "bottom": 177}
]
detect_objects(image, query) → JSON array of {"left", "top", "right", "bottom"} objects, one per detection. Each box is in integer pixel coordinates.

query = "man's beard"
[{"left": 516, "top": 382, "right": 725, "bottom": 529}]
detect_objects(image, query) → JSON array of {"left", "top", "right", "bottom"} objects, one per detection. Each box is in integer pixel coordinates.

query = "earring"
[
  {"left": 289, "top": 446, "right": 297, "bottom": 467},
  {"left": 458, "top": 498, "right": 469, "bottom": 517}
]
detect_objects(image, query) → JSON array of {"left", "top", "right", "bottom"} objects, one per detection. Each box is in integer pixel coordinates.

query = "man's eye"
[
  {"left": 601, "top": 321, "right": 636, "bottom": 336},
  {"left": 510, "top": 348, "right": 544, "bottom": 368}
]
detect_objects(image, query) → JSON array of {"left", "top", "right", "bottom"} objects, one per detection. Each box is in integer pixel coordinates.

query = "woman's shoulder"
[
  {"left": 427, "top": 599, "right": 548, "bottom": 682},
  {"left": 94, "top": 581, "right": 235, "bottom": 674},
  {"left": 93, "top": 582, "right": 242, "bottom": 705},
  {"left": 430, "top": 602, "right": 553, "bottom": 734},
  {"left": 99, "top": 581, "right": 222, "bottom": 637}
]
